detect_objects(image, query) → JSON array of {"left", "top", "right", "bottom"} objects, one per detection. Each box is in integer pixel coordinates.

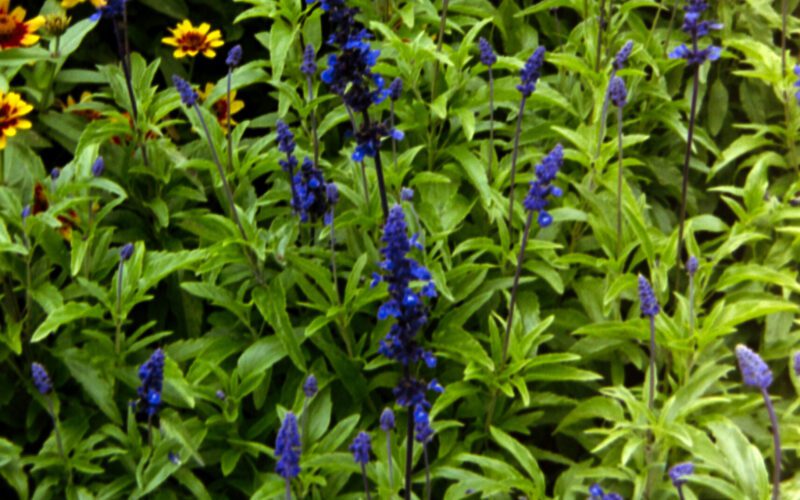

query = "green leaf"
[
  {"left": 31, "top": 302, "right": 103, "bottom": 343},
  {"left": 253, "top": 281, "right": 306, "bottom": 371}
]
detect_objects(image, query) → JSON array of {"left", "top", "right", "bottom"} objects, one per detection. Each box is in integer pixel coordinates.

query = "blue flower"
[
  {"left": 669, "top": 0, "right": 721, "bottom": 66},
  {"left": 478, "top": 37, "right": 497, "bottom": 66},
  {"left": 401, "top": 187, "right": 414, "bottom": 201},
  {"left": 380, "top": 408, "right": 395, "bottom": 431},
  {"left": 303, "top": 374, "right": 318, "bottom": 398},
  {"left": 292, "top": 158, "right": 334, "bottom": 224},
  {"left": 120, "top": 243, "right": 134, "bottom": 261},
  {"left": 613, "top": 41, "right": 633, "bottom": 71},
  {"left": 638, "top": 275, "right": 660, "bottom": 318},
  {"left": 92, "top": 156, "right": 105, "bottom": 177},
  {"left": 794, "top": 352, "right": 800, "bottom": 377},
  {"left": 136, "top": 348, "right": 165, "bottom": 417},
  {"left": 168, "top": 452, "right": 180, "bottom": 465},
  {"left": 215, "top": 389, "right": 226, "bottom": 401},
  {"left": 31, "top": 363, "right": 52, "bottom": 395},
  {"left": 276, "top": 120, "right": 298, "bottom": 174},
  {"left": 91, "top": 0, "right": 127, "bottom": 21},
  {"left": 523, "top": 143, "right": 564, "bottom": 227},
  {"left": 589, "top": 484, "right": 604, "bottom": 498},
  {"left": 301, "top": 44, "right": 316, "bottom": 75},
  {"left": 603, "top": 494, "right": 624, "bottom": 500},
  {"left": 172, "top": 75, "right": 198, "bottom": 106},
  {"left": 349, "top": 431, "right": 372, "bottom": 464},
  {"left": 794, "top": 65, "right": 800, "bottom": 104},
  {"left": 686, "top": 255, "right": 699, "bottom": 276},
  {"left": 608, "top": 76, "right": 627, "bottom": 108},
  {"left": 517, "top": 46, "right": 546, "bottom": 97},
  {"left": 353, "top": 121, "right": 402, "bottom": 162},
  {"left": 22, "top": 205, "right": 31, "bottom": 220},
  {"left": 413, "top": 404, "right": 433, "bottom": 443},
  {"left": 275, "top": 412, "right": 301, "bottom": 479},
  {"left": 735, "top": 344, "right": 772, "bottom": 389},
  {"left": 226, "top": 45, "right": 243, "bottom": 67},
  {"left": 669, "top": 462, "right": 694, "bottom": 487},
  {"left": 389, "top": 77, "right": 403, "bottom": 101},
  {"left": 51, "top": 168, "right": 60, "bottom": 180}
]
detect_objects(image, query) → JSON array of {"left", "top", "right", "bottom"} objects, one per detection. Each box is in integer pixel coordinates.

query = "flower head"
[
  {"left": 613, "top": 41, "right": 633, "bottom": 71},
  {"left": 91, "top": 156, "right": 105, "bottom": 177},
  {"left": 120, "top": 242, "right": 134, "bottom": 261},
  {"left": 292, "top": 158, "right": 335, "bottom": 224},
  {"left": 326, "top": 182, "right": 339, "bottom": 206},
  {"left": 389, "top": 77, "right": 403, "bottom": 101},
  {"left": 669, "top": 0, "right": 721, "bottom": 66},
  {"left": 793, "top": 65, "right": 800, "bottom": 104},
  {"left": 31, "top": 362, "right": 52, "bottom": 395},
  {"left": 276, "top": 119, "right": 296, "bottom": 165},
  {"left": 589, "top": 484, "right": 604, "bottom": 498},
  {"left": 608, "top": 76, "right": 627, "bottom": 108},
  {"left": 215, "top": 389, "right": 226, "bottom": 400},
  {"left": 275, "top": 412, "right": 301, "bottom": 478},
  {"left": 303, "top": 374, "right": 318, "bottom": 398},
  {"left": 162, "top": 20, "right": 224, "bottom": 59},
  {"left": 44, "top": 12, "right": 70, "bottom": 37},
  {"left": 168, "top": 451, "right": 180, "bottom": 465},
  {"left": 380, "top": 407, "right": 395, "bottom": 431},
  {"left": 21, "top": 204, "right": 31, "bottom": 220},
  {"left": 414, "top": 404, "right": 433, "bottom": 443},
  {"left": 172, "top": 75, "right": 198, "bottom": 106},
  {"left": 0, "top": 0, "right": 45, "bottom": 48},
  {"left": 0, "top": 90, "right": 33, "bottom": 150},
  {"left": 686, "top": 255, "right": 699, "bottom": 276},
  {"left": 349, "top": 431, "right": 372, "bottom": 465},
  {"left": 638, "top": 274, "right": 660, "bottom": 317},
  {"left": 51, "top": 168, "right": 60, "bottom": 181},
  {"left": 301, "top": 43, "right": 316, "bottom": 75},
  {"left": 226, "top": 44, "right": 242, "bottom": 67},
  {"left": 669, "top": 462, "right": 694, "bottom": 487},
  {"left": 523, "top": 143, "right": 564, "bottom": 227},
  {"left": 517, "top": 46, "right": 546, "bottom": 97},
  {"left": 735, "top": 344, "right": 772, "bottom": 389},
  {"left": 401, "top": 187, "right": 414, "bottom": 201},
  {"left": 478, "top": 37, "right": 497, "bottom": 66},
  {"left": 136, "top": 348, "right": 165, "bottom": 417},
  {"left": 353, "top": 120, "right": 402, "bottom": 162}
]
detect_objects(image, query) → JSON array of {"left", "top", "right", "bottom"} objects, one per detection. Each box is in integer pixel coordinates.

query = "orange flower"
[
  {"left": 0, "top": 0, "right": 45, "bottom": 49},
  {"left": 162, "top": 20, "right": 223, "bottom": 59},
  {"left": 0, "top": 89, "right": 33, "bottom": 149},
  {"left": 197, "top": 82, "right": 243, "bottom": 130},
  {"left": 59, "top": 91, "right": 103, "bottom": 121}
]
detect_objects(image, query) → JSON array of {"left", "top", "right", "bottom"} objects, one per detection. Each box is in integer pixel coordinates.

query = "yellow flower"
[
  {"left": 0, "top": 89, "right": 33, "bottom": 149},
  {"left": 162, "top": 20, "right": 223, "bottom": 59},
  {"left": 44, "top": 12, "right": 71, "bottom": 37},
  {"left": 60, "top": 0, "right": 106, "bottom": 9},
  {"left": 197, "top": 82, "right": 243, "bottom": 130},
  {"left": 0, "top": 0, "right": 45, "bottom": 49}
]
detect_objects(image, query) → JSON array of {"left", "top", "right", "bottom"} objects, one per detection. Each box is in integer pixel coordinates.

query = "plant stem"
[
  {"left": 390, "top": 100, "right": 398, "bottom": 171},
  {"left": 115, "top": 261, "right": 124, "bottom": 354},
  {"left": 386, "top": 429, "right": 394, "bottom": 490},
  {"left": 111, "top": 17, "right": 150, "bottom": 167},
  {"left": 488, "top": 66, "right": 495, "bottom": 183},
  {"left": 648, "top": 314, "right": 656, "bottom": 410},
  {"left": 761, "top": 387, "right": 781, "bottom": 500},
  {"left": 308, "top": 75, "right": 320, "bottom": 169},
  {"left": 361, "top": 111, "right": 389, "bottom": 220},
  {"left": 361, "top": 462, "right": 372, "bottom": 500},
  {"left": 507, "top": 97, "right": 527, "bottom": 225},
  {"left": 675, "top": 61, "right": 700, "bottom": 292},
  {"left": 595, "top": 0, "right": 606, "bottom": 72},
  {"left": 404, "top": 372, "right": 414, "bottom": 500},
  {"left": 501, "top": 211, "right": 534, "bottom": 366},
  {"left": 423, "top": 444, "right": 431, "bottom": 500},
  {"left": 301, "top": 398, "right": 309, "bottom": 451},
  {"left": 430, "top": 0, "right": 449, "bottom": 104},
  {"left": 226, "top": 68, "right": 234, "bottom": 175},
  {"left": 46, "top": 397, "right": 66, "bottom": 462},
  {"left": 781, "top": 0, "right": 787, "bottom": 79},
  {"left": 329, "top": 211, "right": 338, "bottom": 290},
  {"left": 615, "top": 105, "right": 624, "bottom": 258},
  {"left": 677, "top": 485, "right": 686, "bottom": 500},
  {"left": 285, "top": 478, "right": 292, "bottom": 500},
  {"left": 688, "top": 274, "right": 695, "bottom": 336}
]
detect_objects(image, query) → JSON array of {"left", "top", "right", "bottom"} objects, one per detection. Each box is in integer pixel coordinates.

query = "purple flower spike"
[
  {"left": 275, "top": 412, "right": 301, "bottom": 478},
  {"left": 478, "top": 37, "right": 497, "bottom": 66},
  {"left": 608, "top": 76, "right": 627, "bottom": 108},
  {"left": 91, "top": 156, "right": 105, "bottom": 177},
  {"left": 349, "top": 431, "right": 372, "bottom": 464},
  {"left": 638, "top": 275, "right": 660, "bottom": 317},
  {"left": 517, "top": 46, "right": 546, "bottom": 97},
  {"left": 686, "top": 255, "right": 699, "bottom": 276},
  {"left": 136, "top": 348, "right": 165, "bottom": 417},
  {"left": 303, "top": 374, "right": 318, "bottom": 398},
  {"left": 669, "top": 462, "right": 694, "bottom": 487},
  {"left": 31, "top": 363, "right": 53, "bottom": 395},
  {"left": 523, "top": 144, "right": 564, "bottom": 227},
  {"left": 301, "top": 44, "right": 316, "bottom": 75},
  {"left": 172, "top": 75, "right": 197, "bottom": 106},
  {"left": 380, "top": 408, "right": 395, "bottom": 431},
  {"left": 613, "top": 41, "right": 633, "bottom": 71},
  {"left": 226, "top": 45, "right": 243, "bottom": 67},
  {"left": 735, "top": 344, "right": 773, "bottom": 389}
]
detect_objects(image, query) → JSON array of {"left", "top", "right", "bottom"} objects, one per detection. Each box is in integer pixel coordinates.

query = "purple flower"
[
  {"left": 608, "top": 76, "right": 627, "bottom": 108},
  {"left": 349, "top": 431, "right": 372, "bottom": 464},
  {"left": 226, "top": 45, "right": 243, "bottom": 67},
  {"left": 136, "top": 348, "right": 165, "bottom": 417},
  {"left": 292, "top": 158, "right": 333, "bottom": 224},
  {"left": 389, "top": 77, "right": 403, "bottom": 101},
  {"left": 686, "top": 255, "right": 699, "bottom": 276},
  {"left": 321, "top": 26, "right": 388, "bottom": 112},
  {"left": 613, "top": 41, "right": 633, "bottom": 71},
  {"left": 276, "top": 120, "right": 298, "bottom": 174},
  {"left": 275, "top": 412, "right": 301, "bottom": 478},
  {"left": 794, "top": 65, "right": 800, "bottom": 104},
  {"left": 669, "top": 462, "right": 694, "bottom": 487},
  {"left": 168, "top": 452, "right": 181, "bottom": 465},
  {"left": 326, "top": 182, "right": 339, "bottom": 205},
  {"left": 51, "top": 168, "right": 61, "bottom": 180},
  {"left": 413, "top": 404, "right": 433, "bottom": 443},
  {"left": 91, "top": 156, "right": 105, "bottom": 177},
  {"left": 303, "top": 374, "right": 318, "bottom": 398},
  {"left": 589, "top": 484, "right": 604, "bottom": 498},
  {"left": 301, "top": 44, "right": 316, "bottom": 75},
  {"left": 353, "top": 121, "right": 402, "bottom": 162},
  {"left": 401, "top": 187, "right": 414, "bottom": 201},
  {"left": 638, "top": 275, "right": 660, "bottom": 317},
  {"left": 794, "top": 352, "right": 800, "bottom": 376},
  {"left": 523, "top": 143, "right": 564, "bottom": 227},
  {"left": 603, "top": 494, "right": 624, "bottom": 500},
  {"left": 478, "top": 37, "right": 497, "bottom": 66},
  {"left": 22, "top": 205, "right": 31, "bottom": 220},
  {"left": 172, "top": 75, "right": 197, "bottom": 106},
  {"left": 380, "top": 408, "right": 395, "bottom": 431},
  {"left": 31, "top": 363, "right": 52, "bottom": 395},
  {"left": 517, "top": 46, "right": 546, "bottom": 97},
  {"left": 90, "top": 0, "right": 127, "bottom": 21},
  {"left": 735, "top": 344, "right": 772, "bottom": 389},
  {"left": 215, "top": 389, "right": 226, "bottom": 401},
  {"left": 119, "top": 243, "right": 134, "bottom": 261},
  {"left": 669, "top": 0, "right": 722, "bottom": 66}
]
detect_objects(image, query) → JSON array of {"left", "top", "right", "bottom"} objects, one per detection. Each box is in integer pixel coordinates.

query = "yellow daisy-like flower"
[
  {"left": 197, "top": 82, "right": 244, "bottom": 130},
  {"left": 60, "top": 0, "right": 106, "bottom": 9},
  {"left": 0, "top": 89, "right": 33, "bottom": 149},
  {"left": 162, "top": 20, "right": 223, "bottom": 59},
  {"left": 0, "top": 0, "right": 45, "bottom": 49}
]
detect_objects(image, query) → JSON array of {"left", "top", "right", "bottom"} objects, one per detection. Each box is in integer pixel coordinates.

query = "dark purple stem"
[
  {"left": 508, "top": 97, "right": 527, "bottom": 224},
  {"left": 361, "top": 462, "right": 372, "bottom": 500},
  {"left": 595, "top": 0, "right": 606, "bottom": 72},
  {"left": 501, "top": 211, "right": 534, "bottom": 366},
  {"left": 404, "top": 371, "right": 414, "bottom": 500},
  {"left": 423, "top": 444, "right": 431, "bottom": 500},
  {"left": 386, "top": 429, "right": 394, "bottom": 490},
  {"left": 390, "top": 101, "right": 398, "bottom": 171},
  {"left": 226, "top": 67, "right": 234, "bottom": 175},
  {"left": 616, "top": 105, "right": 624, "bottom": 257},
  {"left": 676, "top": 55, "right": 700, "bottom": 292},
  {"left": 361, "top": 111, "right": 389, "bottom": 220},
  {"left": 677, "top": 485, "right": 686, "bottom": 500},
  {"left": 648, "top": 315, "right": 656, "bottom": 410},
  {"left": 761, "top": 387, "right": 781, "bottom": 500},
  {"left": 488, "top": 66, "right": 495, "bottom": 182},
  {"left": 285, "top": 477, "right": 291, "bottom": 500}
]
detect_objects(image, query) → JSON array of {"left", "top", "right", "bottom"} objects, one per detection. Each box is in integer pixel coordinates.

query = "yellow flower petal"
[
  {"left": 206, "top": 30, "right": 222, "bottom": 41},
  {"left": 21, "top": 34, "right": 40, "bottom": 46},
  {"left": 16, "top": 120, "right": 32, "bottom": 130},
  {"left": 198, "top": 23, "right": 210, "bottom": 35},
  {"left": 174, "top": 48, "right": 186, "bottom": 58},
  {"left": 5, "top": 127, "right": 16, "bottom": 137},
  {"left": 0, "top": 0, "right": 9, "bottom": 14},
  {"left": 27, "top": 15, "right": 45, "bottom": 31},
  {"left": 162, "top": 37, "right": 178, "bottom": 46},
  {"left": 202, "top": 49, "right": 216, "bottom": 58},
  {"left": 230, "top": 100, "right": 244, "bottom": 114},
  {"left": 10, "top": 6, "right": 25, "bottom": 21},
  {"left": 210, "top": 40, "right": 224, "bottom": 48}
]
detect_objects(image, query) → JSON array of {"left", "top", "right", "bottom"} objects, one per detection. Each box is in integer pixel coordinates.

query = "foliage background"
[{"left": 2, "top": 0, "right": 800, "bottom": 498}]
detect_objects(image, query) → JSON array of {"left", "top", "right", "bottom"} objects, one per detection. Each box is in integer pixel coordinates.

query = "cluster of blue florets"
[
  {"left": 669, "top": 0, "right": 722, "bottom": 66},
  {"left": 523, "top": 144, "right": 564, "bottom": 227},
  {"left": 735, "top": 344, "right": 773, "bottom": 390},
  {"left": 517, "top": 47, "right": 546, "bottom": 97},
  {"left": 275, "top": 412, "right": 301, "bottom": 478},
  {"left": 608, "top": 76, "right": 628, "bottom": 108},
  {"left": 291, "top": 158, "right": 337, "bottom": 224},
  {"left": 637, "top": 275, "right": 660, "bottom": 318},
  {"left": 136, "top": 348, "right": 165, "bottom": 417},
  {"left": 353, "top": 121, "right": 404, "bottom": 162}
]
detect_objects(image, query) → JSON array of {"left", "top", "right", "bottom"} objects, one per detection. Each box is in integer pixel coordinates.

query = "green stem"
[{"left": 501, "top": 211, "right": 534, "bottom": 366}]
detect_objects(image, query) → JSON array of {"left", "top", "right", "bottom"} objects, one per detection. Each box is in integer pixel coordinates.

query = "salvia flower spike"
[
  {"left": 380, "top": 407, "right": 395, "bottom": 488},
  {"left": 350, "top": 431, "right": 373, "bottom": 500},
  {"left": 669, "top": 461, "right": 694, "bottom": 500},
  {"left": 303, "top": 374, "right": 318, "bottom": 398},
  {"left": 226, "top": 44, "right": 242, "bottom": 67},
  {"left": 735, "top": 344, "right": 780, "bottom": 500},
  {"left": 173, "top": 75, "right": 198, "bottom": 106},
  {"left": 794, "top": 65, "right": 800, "bottom": 104},
  {"left": 31, "top": 363, "right": 67, "bottom": 467},
  {"left": 608, "top": 75, "right": 627, "bottom": 256},
  {"left": 136, "top": 348, "right": 165, "bottom": 447},
  {"left": 794, "top": 352, "right": 800, "bottom": 376},
  {"left": 613, "top": 40, "right": 633, "bottom": 71},
  {"left": 115, "top": 243, "right": 134, "bottom": 353},
  {"left": 275, "top": 412, "right": 301, "bottom": 499},
  {"left": 638, "top": 274, "right": 659, "bottom": 410},
  {"left": 479, "top": 37, "right": 497, "bottom": 182},
  {"left": 509, "top": 46, "right": 546, "bottom": 222},
  {"left": 589, "top": 484, "right": 604, "bottom": 499},
  {"left": 91, "top": 156, "right": 105, "bottom": 177}
]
